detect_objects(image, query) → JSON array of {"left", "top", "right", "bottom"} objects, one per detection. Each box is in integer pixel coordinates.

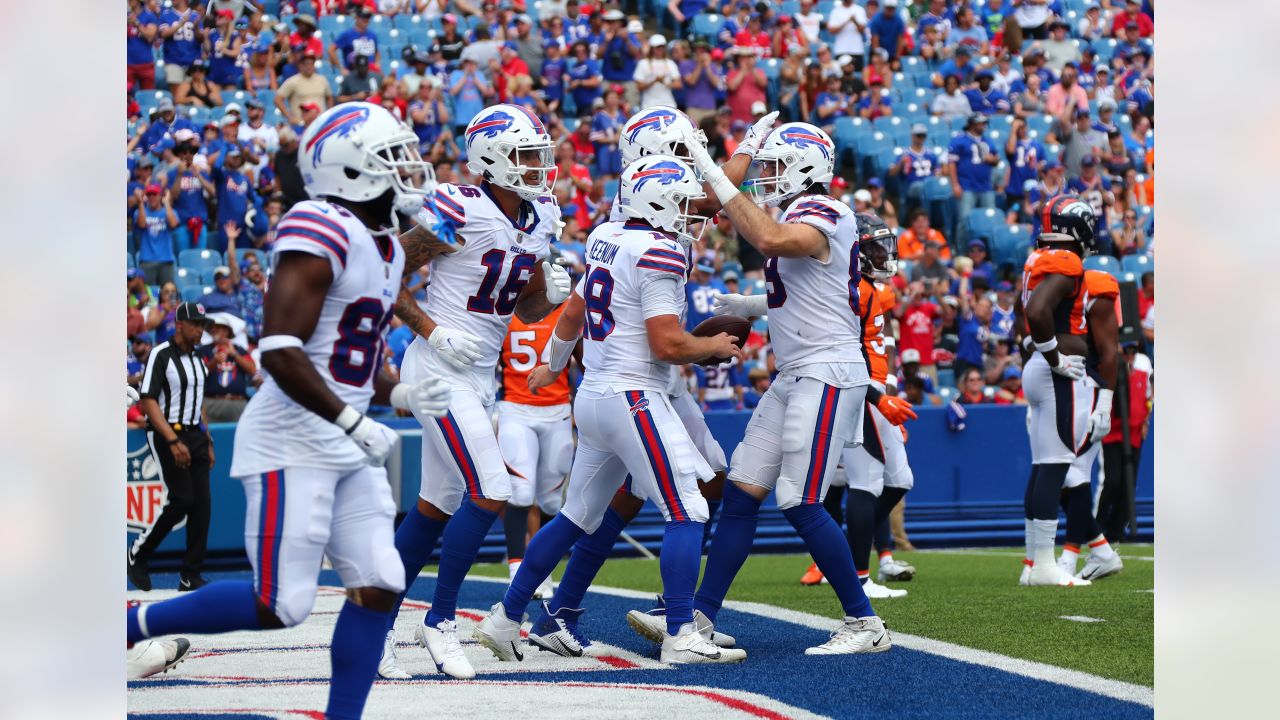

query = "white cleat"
[
  {"left": 695, "top": 610, "right": 737, "bottom": 648},
  {"left": 532, "top": 576, "right": 556, "bottom": 600},
  {"left": 625, "top": 608, "right": 667, "bottom": 644},
  {"left": 415, "top": 618, "right": 476, "bottom": 679},
  {"left": 1019, "top": 561, "right": 1032, "bottom": 586},
  {"left": 1058, "top": 553, "right": 1079, "bottom": 577},
  {"left": 127, "top": 637, "right": 192, "bottom": 679},
  {"left": 474, "top": 602, "right": 524, "bottom": 662},
  {"left": 528, "top": 604, "right": 587, "bottom": 658},
  {"left": 861, "top": 578, "right": 908, "bottom": 598},
  {"left": 660, "top": 622, "right": 747, "bottom": 664},
  {"left": 377, "top": 630, "right": 411, "bottom": 679},
  {"left": 877, "top": 559, "right": 916, "bottom": 582},
  {"left": 805, "top": 616, "right": 892, "bottom": 655},
  {"left": 1077, "top": 552, "right": 1124, "bottom": 581},
  {"left": 1027, "top": 562, "right": 1091, "bottom": 587}
]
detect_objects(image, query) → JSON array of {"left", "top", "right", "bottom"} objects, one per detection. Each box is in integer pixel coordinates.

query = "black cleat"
[
  {"left": 178, "top": 575, "right": 209, "bottom": 592},
  {"left": 128, "top": 552, "right": 152, "bottom": 592}
]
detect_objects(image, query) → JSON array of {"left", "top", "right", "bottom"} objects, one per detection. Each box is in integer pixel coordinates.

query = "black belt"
[{"left": 167, "top": 423, "right": 206, "bottom": 433}]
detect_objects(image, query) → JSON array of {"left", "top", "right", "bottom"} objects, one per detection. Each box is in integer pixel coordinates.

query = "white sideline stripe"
[
  {"left": 1060, "top": 615, "right": 1106, "bottom": 623},
  {"left": 920, "top": 549, "right": 1154, "bottom": 562},
  {"left": 444, "top": 572, "right": 1155, "bottom": 708}
]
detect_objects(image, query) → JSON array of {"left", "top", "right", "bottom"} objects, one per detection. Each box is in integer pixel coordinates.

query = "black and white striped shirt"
[{"left": 140, "top": 340, "right": 208, "bottom": 427}]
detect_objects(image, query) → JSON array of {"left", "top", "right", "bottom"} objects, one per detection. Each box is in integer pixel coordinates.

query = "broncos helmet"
[
  {"left": 618, "top": 155, "right": 708, "bottom": 246},
  {"left": 746, "top": 122, "right": 836, "bottom": 207},
  {"left": 464, "top": 103, "right": 555, "bottom": 200},
  {"left": 1038, "top": 194, "right": 1098, "bottom": 256},
  {"left": 856, "top": 212, "right": 898, "bottom": 281},
  {"left": 619, "top": 106, "right": 708, "bottom": 178},
  {"left": 299, "top": 101, "right": 431, "bottom": 216}
]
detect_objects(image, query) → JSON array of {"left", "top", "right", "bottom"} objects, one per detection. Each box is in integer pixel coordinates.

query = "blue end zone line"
[{"left": 443, "top": 572, "right": 1155, "bottom": 709}]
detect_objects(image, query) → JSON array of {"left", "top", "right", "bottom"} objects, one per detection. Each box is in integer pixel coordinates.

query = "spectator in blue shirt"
[
  {"left": 134, "top": 184, "right": 179, "bottom": 286},
  {"left": 330, "top": 6, "right": 380, "bottom": 72},
  {"left": 210, "top": 146, "right": 257, "bottom": 254},
  {"left": 563, "top": 0, "right": 593, "bottom": 42},
  {"left": 1003, "top": 117, "right": 1045, "bottom": 211},
  {"left": 868, "top": 0, "right": 907, "bottom": 60},
  {"left": 159, "top": 0, "right": 203, "bottom": 86},
  {"left": 385, "top": 319, "right": 416, "bottom": 377},
  {"left": 954, "top": 275, "right": 991, "bottom": 380},
  {"left": 590, "top": 89, "right": 626, "bottom": 177},
  {"left": 946, "top": 6, "right": 990, "bottom": 56},
  {"left": 567, "top": 41, "right": 603, "bottom": 114},
  {"left": 965, "top": 70, "right": 1010, "bottom": 115},
  {"left": 742, "top": 367, "right": 771, "bottom": 409},
  {"left": 933, "top": 45, "right": 976, "bottom": 87},
  {"left": 599, "top": 12, "right": 643, "bottom": 100},
  {"left": 199, "top": 266, "right": 243, "bottom": 317},
  {"left": 892, "top": 123, "right": 946, "bottom": 215},
  {"left": 541, "top": 42, "right": 568, "bottom": 115},
  {"left": 685, "top": 259, "right": 728, "bottom": 331},
  {"left": 1066, "top": 155, "right": 1115, "bottom": 256},
  {"left": 948, "top": 113, "right": 999, "bottom": 249},
  {"left": 448, "top": 58, "right": 493, "bottom": 134},
  {"left": 164, "top": 135, "right": 213, "bottom": 250},
  {"left": 127, "top": 0, "right": 160, "bottom": 90},
  {"left": 208, "top": 10, "right": 245, "bottom": 87},
  {"left": 695, "top": 361, "right": 747, "bottom": 411}
]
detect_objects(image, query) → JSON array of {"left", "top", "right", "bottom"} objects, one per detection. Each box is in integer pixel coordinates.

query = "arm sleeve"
[
  {"left": 140, "top": 348, "right": 168, "bottom": 400},
  {"left": 640, "top": 272, "right": 685, "bottom": 320}
]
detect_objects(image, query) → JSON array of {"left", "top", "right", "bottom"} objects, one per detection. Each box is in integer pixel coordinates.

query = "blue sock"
[
  {"left": 660, "top": 520, "right": 704, "bottom": 636},
  {"left": 784, "top": 503, "right": 875, "bottom": 618},
  {"left": 391, "top": 505, "right": 448, "bottom": 618},
  {"left": 693, "top": 482, "right": 761, "bottom": 623},
  {"left": 129, "top": 580, "right": 261, "bottom": 643},
  {"left": 547, "top": 507, "right": 627, "bottom": 615},
  {"left": 503, "top": 514, "right": 585, "bottom": 621},
  {"left": 425, "top": 500, "right": 497, "bottom": 626},
  {"left": 326, "top": 601, "right": 392, "bottom": 720},
  {"left": 702, "top": 497, "right": 721, "bottom": 550}
]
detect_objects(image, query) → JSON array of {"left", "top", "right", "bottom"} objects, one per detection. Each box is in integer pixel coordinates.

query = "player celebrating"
[
  {"left": 379, "top": 104, "right": 572, "bottom": 680},
  {"left": 1015, "top": 194, "right": 1096, "bottom": 587},
  {"left": 653, "top": 122, "right": 915, "bottom": 655},
  {"left": 474, "top": 155, "right": 748, "bottom": 665},
  {"left": 1056, "top": 268, "right": 1124, "bottom": 581},
  {"left": 126, "top": 102, "right": 452, "bottom": 719}
]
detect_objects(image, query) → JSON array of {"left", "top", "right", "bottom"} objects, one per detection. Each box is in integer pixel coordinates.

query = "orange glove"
[{"left": 877, "top": 395, "right": 917, "bottom": 425}]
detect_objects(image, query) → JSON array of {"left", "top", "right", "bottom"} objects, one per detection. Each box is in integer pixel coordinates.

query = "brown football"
[{"left": 691, "top": 315, "right": 751, "bottom": 365}]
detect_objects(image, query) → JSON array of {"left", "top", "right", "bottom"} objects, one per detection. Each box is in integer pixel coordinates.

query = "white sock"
[
  {"left": 508, "top": 559, "right": 521, "bottom": 579},
  {"left": 878, "top": 551, "right": 894, "bottom": 567},
  {"left": 1024, "top": 519, "right": 1035, "bottom": 562},
  {"left": 1059, "top": 545, "right": 1080, "bottom": 567},
  {"left": 1088, "top": 534, "right": 1117, "bottom": 560},
  {"left": 1032, "top": 519, "right": 1059, "bottom": 569}
]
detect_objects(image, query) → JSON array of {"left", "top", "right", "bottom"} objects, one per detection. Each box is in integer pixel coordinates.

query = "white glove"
[
  {"left": 1087, "top": 389, "right": 1114, "bottom": 443},
  {"left": 732, "top": 110, "right": 780, "bottom": 159},
  {"left": 334, "top": 407, "right": 401, "bottom": 467},
  {"left": 428, "top": 326, "right": 483, "bottom": 368},
  {"left": 1050, "top": 353, "right": 1085, "bottom": 381},
  {"left": 127, "top": 386, "right": 140, "bottom": 409},
  {"left": 390, "top": 376, "right": 452, "bottom": 419},
  {"left": 710, "top": 291, "right": 767, "bottom": 318},
  {"left": 541, "top": 260, "right": 572, "bottom": 306},
  {"left": 683, "top": 133, "right": 721, "bottom": 180}
]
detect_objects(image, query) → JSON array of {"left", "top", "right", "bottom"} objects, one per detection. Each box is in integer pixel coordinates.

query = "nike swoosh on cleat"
[
  {"left": 689, "top": 648, "right": 721, "bottom": 659},
  {"left": 872, "top": 634, "right": 886, "bottom": 647}
]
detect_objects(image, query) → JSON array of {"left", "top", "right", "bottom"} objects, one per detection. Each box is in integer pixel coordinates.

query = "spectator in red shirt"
[
  {"left": 957, "top": 367, "right": 990, "bottom": 404},
  {"left": 726, "top": 50, "right": 768, "bottom": 124},
  {"left": 498, "top": 42, "right": 532, "bottom": 100},
  {"left": 1110, "top": 0, "right": 1154, "bottom": 38},
  {"left": 771, "top": 15, "right": 810, "bottom": 59},
  {"left": 552, "top": 139, "right": 593, "bottom": 229},
  {"left": 1095, "top": 342, "right": 1153, "bottom": 540},
  {"left": 898, "top": 281, "right": 940, "bottom": 384},
  {"left": 734, "top": 14, "right": 772, "bottom": 58},
  {"left": 992, "top": 366, "right": 1025, "bottom": 404},
  {"left": 289, "top": 14, "right": 323, "bottom": 58},
  {"left": 568, "top": 114, "right": 596, "bottom": 167}
]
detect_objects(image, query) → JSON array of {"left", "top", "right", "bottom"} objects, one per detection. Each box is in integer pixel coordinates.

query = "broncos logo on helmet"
[
  {"left": 630, "top": 160, "right": 686, "bottom": 192},
  {"left": 466, "top": 109, "right": 516, "bottom": 140},
  {"left": 625, "top": 109, "right": 678, "bottom": 145},
  {"left": 305, "top": 106, "right": 370, "bottom": 164},
  {"left": 777, "top": 126, "right": 832, "bottom": 161}
]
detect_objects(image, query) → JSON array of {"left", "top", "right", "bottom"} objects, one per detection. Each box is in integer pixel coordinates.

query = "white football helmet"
[
  {"left": 464, "top": 104, "right": 554, "bottom": 200},
  {"left": 618, "top": 155, "right": 708, "bottom": 246},
  {"left": 299, "top": 101, "right": 431, "bottom": 216},
  {"left": 746, "top": 122, "right": 836, "bottom": 207},
  {"left": 619, "top": 106, "right": 708, "bottom": 177}
]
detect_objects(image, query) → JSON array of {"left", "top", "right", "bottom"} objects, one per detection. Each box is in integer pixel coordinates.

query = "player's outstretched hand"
[
  {"left": 1050, "top": 354, "right": 1085, "bottom": 381},
  {"left": 527, "top": 364, "right": 557, "bottom": 393},
  {"left": 346, "top": 415, "right": 401, "bottom": 467},
  {"left": 733, "top": 111, "right": 780, "bottom": 160},
  {"left": 710, "top": 291, "right": 767, "bottom": 318},
  {"left": 429, "top": 326, "right": 484, "bottom": 368},
  {"left": 391, "top": 376, "right": 452, "bottom": 419},
  {"left": 877, "top": 395, "right": 918, "bottom": 425},
  {"left": 542, "top": 260, "right": 573, "bottom": 305}
]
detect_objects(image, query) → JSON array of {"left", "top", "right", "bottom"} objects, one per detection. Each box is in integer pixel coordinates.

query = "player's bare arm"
[
  {"left": 529, "top": 292, "right": 586, "bottom": 392},
  {"left": 392, "top": 224, "right": 457, "bottom": 337},
  {"left": 720, "top": 193, "right": 831, "bottom": 260},
  {"left": 1025, "top": 273, "right": 1087, "bottom": 365},
  {"left": 1087, "top": 295, "right": 1120, "bottom": 392},
  {"left": 645, "top": 314, "right": 743, "bottom": 365}
]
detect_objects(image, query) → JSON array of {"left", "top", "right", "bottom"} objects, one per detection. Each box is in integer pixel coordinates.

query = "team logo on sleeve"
[
  {"left": 467, "top": 109, "right": 516, "bottom": 139},
  {"left": 625, "top": 109, "right": 677, "bottom": 144},
  {"left": 778, "top": 127, "right": 832, "bottom": 161},
  {"left": 631, "top": 160, "right": 686, "bottom": 192},
  {"left": 305, "top": 106, "right": 370, "bottom": 163}
]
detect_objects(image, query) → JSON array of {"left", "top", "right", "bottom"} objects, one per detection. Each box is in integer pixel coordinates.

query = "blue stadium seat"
[
  {"left": 965, "top": 207, "right": 1003, "bottom": 242},
  {"left": 872, "top": 115, "right": 904, "bottom": 136},
  {"left": 938, "top": 387, "right": 958, "bottom": 404},
  {"left": 200, "top": 268, "right": 225, "bottom": 285},
  {"left": 985, "top": 127, "right": 1006, "bottom": 148},
  {"left": 1094, "top": 38, "right": 1118, "bottom": 61},
  {"left": 779, "top": 0, "right": 801, "bottom": 15},
  {"left": 393, "top": 13, "right": 423, "bottom": 31},
  {"left": 1082, "top": 254, "right": 1120, "bottom": 278},
  {"left": 1121, "top": 254, "right": 1152, "bottom": 275},
  {"left": 1118, "top": 271, "right": 1138, "bottom": 284},
  {"left": 179, "top": 249, "right": 223, "bottom": 273},
  {"left": 991, "top": 224, "right": 1031, "bottom": 268},
  {"left": 1024, "top": 113, "right": 1054, "bottom": 139},
  {"left": 297, "top": 2, "right": 316, "bottom": 16},
  {"left": 174, "top": 266, "right": 199, "bottom": 285},
  {"left": 922, "top": 176, "right": 956, "bottom": 240},
  {"left": 127, "top": 252, "right": 136, "bottom": 268},
  {"left": 179, "top": 283, "right": 208, "bottom": 302},
  {"left": 603, "top": 179, "right": 619, "bottom": 200},
  {"left": 319, "top": 15, "right": 345, "bottom": 36},
  {"left": 761, "top": 58, "right": 781, "bottom": 81},
  {"left": 854, "top": 132, "right": 892, "bottom": 177},
  {"left": 936, "top": 368, "right": 956, "bottom": 391},
  {"left": 691, "top": 14, "right": 725, "bottom": 41}
]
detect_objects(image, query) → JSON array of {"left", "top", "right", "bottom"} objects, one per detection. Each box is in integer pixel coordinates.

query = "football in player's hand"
[{"left": 692, "top": 315, "right": 751, "bottom": 366}]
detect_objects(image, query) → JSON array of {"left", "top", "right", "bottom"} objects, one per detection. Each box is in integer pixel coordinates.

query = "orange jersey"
[
  {"left": 1020, "top": 247, "right": 1083, "bottom": 335},
  {"left": 501, "top": 305, "right": 570, "bottom": 407},
  {"left": 1070, "top": 269, "right": 1121, "bottom": 335},
  {"left": 855, "top": 277, "right": 888, "bottom": 383}
]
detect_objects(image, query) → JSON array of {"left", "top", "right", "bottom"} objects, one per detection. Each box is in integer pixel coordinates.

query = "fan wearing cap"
[
  {"left": 164, "top": 130, "right": 215, "bottom": 250},
  {"left": 173, "top": 58, "right": 224, "bottom": 108},
  {"left": 599, "top": 10, "right": 643, "bottom": 104},
  {"left": 209, "top": 143, "right": 262, "bottom": 254},
  {"left": 947, "top": 113, "right": 999, "bottom": 248},
  {"left": 198, "top": 313, "right": 257, "bottom": 422},
  {"left": 276, "top": 47, "right": 333, "bottom": 124},
  {"left": 330, "top": 6, "right": 381, "bottom": 72},
  {"left": 208, "top": 9, "right": 246, "bottom": 87},
  {"left": 633, "top": 34, "right": 683, "bottom": 110},
  {"left": 867, "top": 0, "right": 906, "bottom": 60},
  {"left": 1111, "top": 0, "right": 1153, "bottom": 38},
  {"left": 965, "top": 68, "right": 1010, "bottom": 115},
  {"left": 1066, "top": 155, "right": 1115, "bottom": 255},
  {"left": 289, "top": 13, "right": 323, "bottom": 58},
  {"left": 892, "top": 123, "right": 946, "bottom": 214},
  {"left": 1002, "top": 116, "right": 1046, "bottom": 211},
  {"left": 932, "top": 43, "right": 976, "bottom": 88},
  {"left": 338, "top": 51, "right": 384, "bottom": 104},
  {"left": 134, "top": 181, "right": 180, "bottom": 285},
  {"left": 827, "top": 0, "right": 869, "bottom": 67}
]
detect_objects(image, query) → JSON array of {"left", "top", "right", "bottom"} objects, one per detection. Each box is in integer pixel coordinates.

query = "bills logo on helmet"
[
  {"left": 468, "top": 109, "right": 516, "bottom": 139},
  {"left": 778, "top": 127, "right": 832, "bottom": 161},
  {"left": 631, "top": 160, "right": 686, "bottom": 192},
  {"left": 625, "top": 109, "right": 678, "bottom": 144},
  {"left": 305, "top": 106, "right": 371, "bottom": 163}
]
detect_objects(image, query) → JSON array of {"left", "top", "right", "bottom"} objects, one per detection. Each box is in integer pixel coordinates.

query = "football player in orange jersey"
[
  {"left": 1057, "top": 269, "right": 1124, "bottom": 581},
  {"left": 1014, "top": 195, "right": 1095, "bottom": 587},
  {"left": 497, "top": 300, "right": 576, "bottom": 601}
]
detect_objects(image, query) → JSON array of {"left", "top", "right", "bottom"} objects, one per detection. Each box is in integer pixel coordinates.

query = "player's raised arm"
[{"left": 692, "top": 111, "right": 780, "bottom": 216}]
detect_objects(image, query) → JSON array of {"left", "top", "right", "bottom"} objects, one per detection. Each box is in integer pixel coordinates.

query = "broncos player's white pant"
[
  {"left": 1023, "top": 353, "right": 1093, "bottom": 465},
  {"left": 844, "top": 401, "right": 914, "bottom": 496},
  {"left": 1065, "top": 377, "right": 1102, "bottom": 489},
  {"left": 560, "top": 388, "right": 712, "bottom": 534},
  {"left": 669, "top": 389, "right": 729, "bottom": 474},
  {"left": 496, "top": 401, "right": 573, "bottom": 514},
  {"left": 403, "top": 342, "right": 510, "bottom": 513},
  {"left": 730, "top": 371, "right": 867, "bottom": 510},
  {"left": 240, "top": 465, "right": 405, "bottom": 627}
]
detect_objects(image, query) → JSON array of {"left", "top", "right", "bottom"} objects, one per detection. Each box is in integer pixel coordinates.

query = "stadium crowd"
[{"left": 127, "top": 0, "right": 1155, "bottom": 414}]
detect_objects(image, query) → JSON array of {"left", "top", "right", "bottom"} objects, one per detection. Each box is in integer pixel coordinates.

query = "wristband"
[
  {"left": 258, "top": 335, "right": 304, "bottom": 352},
  {"left": 704, "top": 167, "right": 740, "bottom": 206},
  {"left": 547, "top": 332, "right": 575, "bottom": 373},
  {"left": 1033, "top": 337, "right": 1058, "bottom": 353},
  {"left": 334, "top": 405, "right": 363, "bottom": 434}
]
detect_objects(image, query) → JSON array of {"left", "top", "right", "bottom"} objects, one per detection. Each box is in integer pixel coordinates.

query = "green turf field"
[{"left": 462, "top": 545, "right": 1154, "bottom": 687}]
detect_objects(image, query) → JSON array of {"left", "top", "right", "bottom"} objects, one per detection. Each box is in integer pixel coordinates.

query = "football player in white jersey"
[
  {"left": 473, "top": 155, "right": 748, "bottom": 665},
  {"left": 377, "top": 104, "right": 574, "bottom": 680},
  {"left": 665, "top": 121, "right": 894, "bottom": 655},
  {"left": 126, "top": 102, "right": 452, "bottom": 719}
]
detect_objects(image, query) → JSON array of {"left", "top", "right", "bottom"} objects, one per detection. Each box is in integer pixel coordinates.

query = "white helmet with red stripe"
[
  {"left": 464, "top": 103, "right": 554, "bottom": 200},
  {"left": 746, "top": 122, "right": 836, "bottom": 207},
  {"left": 619, "top": 105, "right": 708, "bottom": 177},
  {"left": 299, "top": 101, "right": 431, "bottom": 216},
  {"left": 619, "top": 155, "right": 707, "bottom": 246}
]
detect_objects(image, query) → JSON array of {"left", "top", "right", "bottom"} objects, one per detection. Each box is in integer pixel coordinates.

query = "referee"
[{"left": 128, "top": 302, "right": 214, "bottom": 592}]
